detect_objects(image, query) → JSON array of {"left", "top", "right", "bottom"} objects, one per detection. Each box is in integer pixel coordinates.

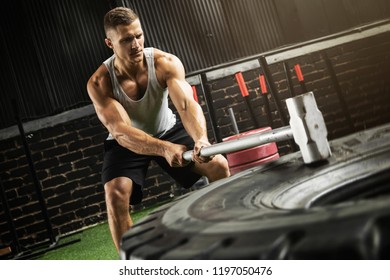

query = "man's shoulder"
[
  {"left": 89, "top": 64, "right": 110, "bottom": 83},
  {"left": 152, "top": 48, "right": 181, "bottom": 69},
  {"left": 152, "top": 48, "right": 171, "bottom": 59},
  {"left": 87, "top": 64, "right": 111, "bottom": 94}
]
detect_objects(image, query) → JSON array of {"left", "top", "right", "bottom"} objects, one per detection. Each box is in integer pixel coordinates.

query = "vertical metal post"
[
  {"left": 0, "top": 178, "right": 22, "bottom": 255},
  {"left": 235, "top": 72, "right": 261, "bottom": 128},
  {"left": 12, "top": 99, "right": 57, "bottom": 245},
  {"left": 258, "top": 74, "right": 273, "bottom": 127},
  {"left": 227, "top": 107, "right": 240, "bottom": 134},
  {"left": 199, "top": 74, "right": 222, "bottom": 143},
  {"left": 258, "top": 56, "right": 289, "bottom": 126},
  {"left": 262, "top": 93, "right": 273, "bottom": 127},
  {"left": 322, "top": 51, "right": 355, "bottom": 131},
  {"left": 244, "top": 96, "right": 261, "bottom": 128},
  {"left": 283, "top": 61, "right": 296, "bottom": 97}
]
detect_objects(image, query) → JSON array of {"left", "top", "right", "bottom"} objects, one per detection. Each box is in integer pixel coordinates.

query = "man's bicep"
[
  {"left": 167, "top": 78, "right": 195, "bottom": 112},
  {"left": 94, "top": 98, "right": 132, "bottom": 133}
]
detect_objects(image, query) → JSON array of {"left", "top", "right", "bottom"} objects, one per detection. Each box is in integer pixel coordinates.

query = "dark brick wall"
[{"left": 1, "top": 30, "right": 390, "bottom": 252}]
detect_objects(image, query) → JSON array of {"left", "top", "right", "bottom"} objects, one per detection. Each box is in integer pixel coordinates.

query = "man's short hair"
[{"left": 104, "top": 7, "right": 139, "bottom": 36}]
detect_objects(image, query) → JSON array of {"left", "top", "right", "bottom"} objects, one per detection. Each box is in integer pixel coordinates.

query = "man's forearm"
[{"left": 113, "top": 124, "right": 167, "bottom": 156}]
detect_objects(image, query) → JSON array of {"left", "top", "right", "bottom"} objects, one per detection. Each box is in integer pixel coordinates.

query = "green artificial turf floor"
[{"left": 37, "top": 204, "right": 163, "bottom": 260}]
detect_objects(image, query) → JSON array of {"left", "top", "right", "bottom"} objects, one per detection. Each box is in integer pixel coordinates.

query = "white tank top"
[{"left": 103, "top": 48, "right": 176, "bottom": 139}]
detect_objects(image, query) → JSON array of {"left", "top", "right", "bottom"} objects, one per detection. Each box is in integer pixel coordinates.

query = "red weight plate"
[
  {"left": 223, "top": 127, "right": 278, "bottom": 168},
  {"left": 226, "top": 142, "right": 278, "bottom": 168},
  {"left": 230, "top": 153, "right": 280, "bottom": 175}
]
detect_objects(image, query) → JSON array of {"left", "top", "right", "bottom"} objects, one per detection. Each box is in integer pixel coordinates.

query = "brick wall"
[{"left": 1, "top": 29, "right": 390, "bottom": 253}]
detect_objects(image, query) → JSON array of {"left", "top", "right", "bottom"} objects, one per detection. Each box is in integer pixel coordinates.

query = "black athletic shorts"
[{"left": 101, "top": 121, "right": 201, "bottom": 205}]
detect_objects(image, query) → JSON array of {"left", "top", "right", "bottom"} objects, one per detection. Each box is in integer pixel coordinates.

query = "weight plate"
[
  {"left": 229, "top": 152, "right": 279, "bottom": 175},
  {"left": 223, "top": 127, "right": 278, "bottom": 168},
  {"left": 226, "top": 142, "right": 278, "bottom": 168}
]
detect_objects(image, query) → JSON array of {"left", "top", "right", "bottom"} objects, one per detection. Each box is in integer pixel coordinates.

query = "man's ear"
[{"left": 105, "top": 38, "right": 113, "bottom": 49}]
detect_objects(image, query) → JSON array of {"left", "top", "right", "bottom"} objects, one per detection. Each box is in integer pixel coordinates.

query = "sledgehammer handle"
[{"left": 182, "top": 126, "right": 293, "bottom": 162}]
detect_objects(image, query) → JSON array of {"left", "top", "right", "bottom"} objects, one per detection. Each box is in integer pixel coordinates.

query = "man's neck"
[{"left": 114, "top": 55, "right": 146, "bottom": 80}]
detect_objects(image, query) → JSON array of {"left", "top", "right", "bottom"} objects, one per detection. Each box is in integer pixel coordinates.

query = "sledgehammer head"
[{"left": 286, "top": 92, "right": 332, "bottom": 164}]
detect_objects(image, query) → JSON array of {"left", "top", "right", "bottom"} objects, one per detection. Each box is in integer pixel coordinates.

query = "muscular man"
[{"left": 87, "top": 7, "right": 230, "bottom": 252}]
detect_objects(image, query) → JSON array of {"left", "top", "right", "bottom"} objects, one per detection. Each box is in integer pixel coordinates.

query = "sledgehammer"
[{"left": 183, "top": 92, "right": 332, "bottom": 164}]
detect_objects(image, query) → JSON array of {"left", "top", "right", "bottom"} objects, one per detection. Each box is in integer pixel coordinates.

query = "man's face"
[{"left": 105, "top": 19, "right": 145, "bottom": 64}]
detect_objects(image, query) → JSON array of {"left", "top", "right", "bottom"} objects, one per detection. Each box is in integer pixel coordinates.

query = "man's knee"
[
  {"left": 208, "top": 155, "right": 230, "bottom": 182},
  {"left": 104, "top": 177, "right": 133, "bottom": 207}
]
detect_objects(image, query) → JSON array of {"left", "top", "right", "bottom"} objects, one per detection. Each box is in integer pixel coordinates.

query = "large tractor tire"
[{"left": 120, "top": 123, "right": 390, "bottom": 260}]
